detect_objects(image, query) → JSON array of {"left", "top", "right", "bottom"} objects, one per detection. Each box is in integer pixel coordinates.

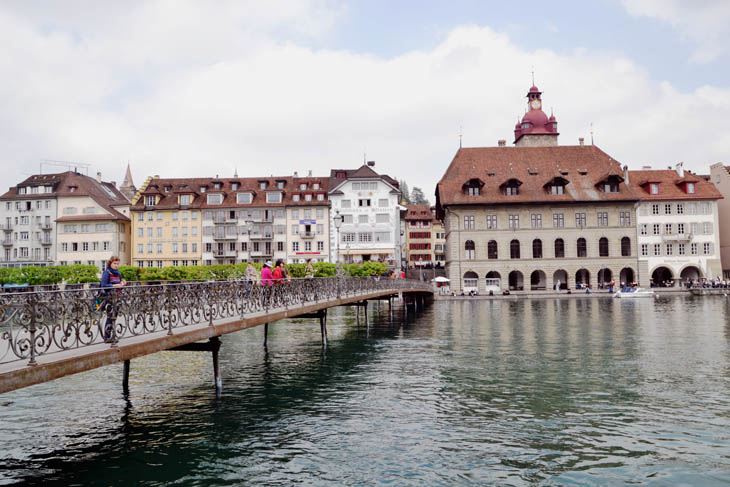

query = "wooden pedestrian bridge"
[{"left": 0, "top": 277, "right": 432, "bottom": 395}]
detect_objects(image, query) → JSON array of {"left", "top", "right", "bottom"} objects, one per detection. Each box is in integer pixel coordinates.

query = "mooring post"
[
  {"left": 264, "top": 323, "right": 268, "bottom": 348},
  {"left": 356, "top": 304, "right": 360, "bottom": 325},
  {"left": 122, "top": 359, "right": 130, "bottom": 393},
  {"left": 364, "top": 301, "right": 368, "bottom": 326},
  {"left": 211, "top": 336, "right": 222, "bottom": 393}
]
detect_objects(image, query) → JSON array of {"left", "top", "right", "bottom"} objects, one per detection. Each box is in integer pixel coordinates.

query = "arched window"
[
  {"left": 487, "top": 240, "right": 498, "bottom": 259},
  {"left": 510, "top": 239, "right": 520, "bottom": 259},
  {"left": 577, "top": 238, "right": 587, "bottom": 257},
  {"left": 532, "top": 239, "right": 542, "bottom": 258},
  {"left": 465, "top": 240, "right": 475, "bottom": 260},
  {"left": 599, "top": 237, "right": 609, "bottom": 257},
  {"left": 554, "top": 238, "right": 565, "bottom": 258},
  {"left": 621, "top": 237, "right": 631, "bottom": 256}
]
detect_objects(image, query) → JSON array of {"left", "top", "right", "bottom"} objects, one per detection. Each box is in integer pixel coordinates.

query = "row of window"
[
  {"left": 15, "top": 186, "right": 54, "bottom": 195},
  {"left": 351, "top": 182, "right": 379, "bottom": 191},
  {"left": 341, "top": 232, "right": 391, "bottom": 243},
  {"left": 138, "top": 242, "right": 199, "bottom": 254},
  {"left": 464, "top": 237, "right": 632, "bottom": 260},
  {"left": 338, "top": 213, "right": 390, "bottom": 224},
  {"left": 137, "top": 260, "right": 199, "bottom": 268},
  {"left": 5, "top": 200, "right": 52, "bottom": 210},
  {"left": 339, "top": 199, "right": 390, "bottom": 208},
  {"left": 139, "top": 226, "right": 199, "bottom": 238},
  {"left": 639, "top": 222, "right": 713, "bottom": 235},
  {"left": 62, "top": 223, "right": 124, "bottom": 233},
  {"left": 643, "top": 201, "right": 709, "bottom": 215},
  {"left": 3, "top": 248, "right": 51, "bottom": 260},
  {"left": 6, "top": 215, "right": 52, "bottom": 226},
  {"left": 409, "top": 243, "right": 431, "bottom": 250},
  {"left": 60, "top": 241, "right": 116, "bottom": 252},
  {"left": 137, "top": 211, "right": 199, "bottom": 221},
  {"left": 409, "top": 232, "right": 431, "bottom": 239},
  {"left": 640, "top": 242, "right": 713, "bottom": 256},
  {"left": 6, "top": 232, "right": 52, "bottom": 243},
  {"left": 61, "top": 206, "right": 100, "bottom": 215},
  {"left": 463, "top": 212, "right": 632, "bottom": 230}
]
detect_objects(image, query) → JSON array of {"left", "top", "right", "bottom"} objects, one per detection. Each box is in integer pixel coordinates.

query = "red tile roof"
[
  {"left": 627, "top": 169, "right": 722, "bottom": 201},
  {"left": 131, "top": 176, "right": 330, "bottom": 210},
  {"left": 436, "top": 145, "right": 639, "bottom": 207},
  {"left": 404, "top": 204, "right": 437, "bottom": 222}
]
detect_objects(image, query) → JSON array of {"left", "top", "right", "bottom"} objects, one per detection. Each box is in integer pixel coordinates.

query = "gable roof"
[
  {"left": 328, "top": 165, "right": 400, "bottom": 194},
  {"left": 436, "top": 145, "right": 639, "bottom": 207},
  {"left": 627, "top": 169, "right": 722, "bottom": 201}
]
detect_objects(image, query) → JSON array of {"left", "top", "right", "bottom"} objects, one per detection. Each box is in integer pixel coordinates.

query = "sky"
[{"left": 1, "top": 0, "right": 729, "bottom": 203}]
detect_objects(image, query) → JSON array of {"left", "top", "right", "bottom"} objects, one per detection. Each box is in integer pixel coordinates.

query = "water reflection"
[{"left": 0, "top": 297, "right": 729, "bottom": 486}]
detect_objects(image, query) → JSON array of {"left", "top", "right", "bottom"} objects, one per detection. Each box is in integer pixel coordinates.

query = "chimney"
[
  {"left": 578, "top": 137, "right": 585, "bottom": 146},
  {"left": 497, "top": 139, "right": 506, "bottom": 147},
  {"left": 111, "top": 181, "right": 116, "bottom": 187},
  {"left": 623, "top": 165, "right": 629, "bottom": 184},
  {"left": 308, "top": 169, "right": 312, "bottom": 177},
  {"left": 367, "top": 161, "right": 375, "bottom": 167},
  {"left": 675, "top": 162, "right": 684, "bottom": 178},
  {"left": 642, "top": 165, "right": 652, "bottom": 170},
  {"left": 96, "top": 171, "right": 102, "bottom": 182},
  {"left": 293, "top": 171, "right": 298, "bottom": 178}
]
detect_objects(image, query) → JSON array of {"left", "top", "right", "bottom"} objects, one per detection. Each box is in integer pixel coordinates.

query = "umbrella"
[{"left": 432, "top": 276, "right": 450, "bottom": 283}]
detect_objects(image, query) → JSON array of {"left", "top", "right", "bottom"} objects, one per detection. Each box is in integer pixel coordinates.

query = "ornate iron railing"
[{"left": 0, "top": 278, "right": 431, "bottom": 366}]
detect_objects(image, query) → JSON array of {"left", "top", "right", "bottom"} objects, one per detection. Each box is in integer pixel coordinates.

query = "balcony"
[
  {"left": 40, "top": 238, "right": 52, "bottom": 246},
  {"left": 39, "top": 222, "right": 52, "bottom": 230},
  {"left": 300, "top": 231, "right": 315, "bottom": 239},
  {"left": 249, "top": 214, "right": 274, "bottom": 223},
  {"left": 249, "top": 233, "right": 273, "bottom": 240},
  {"left": 661, "top": 233, "right": 693, "bottom": 242},
  {"left": 212, "top": 233, "right": 238, "bottom": 241},
  {"left": 250, "top": 248, "right": 274, "bottom": 257},
  {"left": 213, "top": 249, "right": 237, "bottom": 258},
  {"left": 2, "top": 240, "right": 12, "bottom": 246},
  {"left": 212, "top": 216, "right": 237, "bottom": 224},
  {"left": 1, "top": 224, "right": 12, "bottom": 232}
]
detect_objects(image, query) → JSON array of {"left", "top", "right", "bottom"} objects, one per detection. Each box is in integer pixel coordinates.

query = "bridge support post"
[
  {"left": 264, "top": 323, "right": 268, "bottom": 349},
  {"left": 319, "top": 309, "right": 328, "bottom": 346},
  {"left": 212, "top": 337, "right": 222, "bottom": 393},
  {"left": 364, "top": 301, "right": 368, "bottom": 326},
  {"left": 356, "top": 305, "right": 360, "bottom": 325},
  {"left": 122, "top": 359, "right": 130, "bottom": 393}
]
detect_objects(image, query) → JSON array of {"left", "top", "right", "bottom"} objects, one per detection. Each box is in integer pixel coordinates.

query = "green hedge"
[{"left": 0, "top": 261, "right": 388, "bottom": 286}]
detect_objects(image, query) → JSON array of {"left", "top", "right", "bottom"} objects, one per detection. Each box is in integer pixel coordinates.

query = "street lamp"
[
  {"left": 333, "top": 210, "right": 343, "bottom": 264},
  {"left": 245, "top": 220, "right": 253, "bottom": 261}
]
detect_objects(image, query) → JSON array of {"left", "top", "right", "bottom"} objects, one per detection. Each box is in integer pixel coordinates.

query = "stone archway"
[
  {"left": 651, "top": 266, "right": 674, "bottom": 287},
  {"left": 508, "top": 270, "right": 524, "bottom": 291},
  {"left": 598, "top": 268, "right": 613, "bottom": 288},
  {"left": 680, "top": 266, "right": 701, "bottom": 281},
  {"left": 530, "top": 270, "right": 546, "bottom": 290},
  {"left": 575, "top": 268, "right": 590, "bottom": 288},
  {"left": 620, "top": 267, "right": 635, "bottom": 286},
  {"left": 553, "top": 269, "right": 568, "bottom": 290},
  {"left": 463, "top": 271, "right": 479, "bottom": 292}
]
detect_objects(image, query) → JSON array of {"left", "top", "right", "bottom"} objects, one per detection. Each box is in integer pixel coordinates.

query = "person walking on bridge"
[
  {"left": 100, "top": 256, "right": 126, "bottom": 343},
  {"left": 261, "top": 261, "right": 274, "bottom": 286},
  {"left": 244, "top": 262, "right": 258, "bottom": 293}
]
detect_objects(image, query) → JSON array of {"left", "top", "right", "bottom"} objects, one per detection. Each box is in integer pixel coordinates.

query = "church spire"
[{"left": 120, "top": 163, "right": 137, "bottom": 201}]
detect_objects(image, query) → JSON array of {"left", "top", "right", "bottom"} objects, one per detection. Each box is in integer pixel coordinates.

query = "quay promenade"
[{"left": 0, "top": 277, "right": 432, "bottom": 395}]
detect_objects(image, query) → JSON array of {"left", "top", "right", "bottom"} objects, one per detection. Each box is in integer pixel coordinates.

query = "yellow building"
[{"left": 130, "top": 178, "right": 203, "bottom": 268}]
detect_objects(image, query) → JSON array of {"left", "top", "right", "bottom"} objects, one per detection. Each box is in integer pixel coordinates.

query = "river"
[{"left": 1, "top": 296, "right": 729, "bottom": 486}]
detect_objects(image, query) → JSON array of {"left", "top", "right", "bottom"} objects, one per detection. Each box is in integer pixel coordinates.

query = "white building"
[
  {"left": 630, "top": 164, "right": 722, "bottom": 285},
  {"left": 328, "top": 162, "right": 402, "bottom": 266}
]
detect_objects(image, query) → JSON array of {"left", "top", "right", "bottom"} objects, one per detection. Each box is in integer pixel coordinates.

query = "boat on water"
[{"left": 613, "top": 287, "right": 655, "bottom": 298}]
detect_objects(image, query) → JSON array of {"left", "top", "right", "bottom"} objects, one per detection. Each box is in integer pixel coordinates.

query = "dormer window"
[
  {"left": 259, "top": 181, "right": 268, "bottom": 190},
  {"left": 687, "top": 182, "right": 695, "bottom": 194},
  {"left": 145, "top": 195, "right": 156, "bottom": 206},
  {"left": 502, "top": 179, "right": 522, "bottom": 196},
  {"left": 267, "top": 192, "right": 282, "bottom": 203},
  {"left": 337, "top": 171, "right": 346, "bottom": 179},
  {"left": 200, "top": 186, "right": 206, "bottom": 193},
  {"left": 213, "top": 183, "right": 221, "bottom": 190},
  {"left": 293, "top": 194, "right": 300, "bottom": 202},
  {"left": 277, "top": 181, "right": 285, "bottom": 189},
  {"left": 179, "top": 194, "right": 191, "bottom": 205},
  {"left": 231, "top": 182, "right": 239, "bottom": 191},
  {"left": 313, "top": 183, "right": 320, "bottom": 190},
  {"left": 317, "top": 193, "right": 325, "bottom": 201},
  {"left": 18, "top": 187, "right": 26, "bottom": 194},
  {"left": 236, "top": 192, "right": 252, "bottom": 204},
  {"left": 546, "top": 177, "right": 568, "bottom": 195},
  {"left": 650, "top": 183, "right": 659, "bottom": 195},
  {"left": 462, "top": 178, "right": 484, "bottom": 197},
  {"left": 305, "top": 194, "right": 312, "bottom": 201},
  {"left": 551, "top": 185, "right": 564, "bottom": 195},
  {"left": 164, "top": 186, "right": 171, "bottom": 192},
  {"left": 604, "top": 182, "right": 619, "bottom": 193},
  {"left": 300, "top": 183, "right": 307, "bottom": 190},
  {"left": 207, "top": 193, "right": 223, "bottom": 205}
]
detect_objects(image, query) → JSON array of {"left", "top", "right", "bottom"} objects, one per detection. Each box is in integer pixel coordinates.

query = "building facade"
[
  {"left": 631, "top": 165, "right": 722, "bottom": 284},
  {"left": 286, "top": 175, "right": 330, "bottom": 264},
  {"left": 436, "top": 85, "right": 640, "bottom": 293},
  {"left": 709, "top": 163, "right": 730, "bottom": 277},
  {"left": 328, "top": 163, "right": 402, "bottom": 266},
  {"left": 404, "top": 205, "right": 446, "bottom": 266},
  {"left": 0, "top": 171, "right": 130, "bottom": 269}
]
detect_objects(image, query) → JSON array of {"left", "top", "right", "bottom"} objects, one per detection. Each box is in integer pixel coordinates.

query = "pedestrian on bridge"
[
  {"left": 261, "top": 261, "right": 274, "bottom": 286},
  {"left": 100, "top": 256, "right": 126, "bottom": 343}
]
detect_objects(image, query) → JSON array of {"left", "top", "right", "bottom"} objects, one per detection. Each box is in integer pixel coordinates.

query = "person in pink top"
[{"left": 260, "top": 260, "right": 274, "bottom": 286}]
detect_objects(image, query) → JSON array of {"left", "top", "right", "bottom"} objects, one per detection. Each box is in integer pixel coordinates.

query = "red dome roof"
[
  {"left": 529, "top": 85, "right": 540, "bottom": 93},
  {"left": 522, "top": 108, "right": 548, "bottom": 126}
]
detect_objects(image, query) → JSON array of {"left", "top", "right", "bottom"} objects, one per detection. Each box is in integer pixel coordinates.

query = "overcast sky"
[{"left": 1, "top": 0, "right": 729, "bottom": 202}]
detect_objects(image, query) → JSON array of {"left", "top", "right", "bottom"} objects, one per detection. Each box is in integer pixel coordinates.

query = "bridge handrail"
[{"left": 0, "top": 277, "right": 431, "bottom": 366}]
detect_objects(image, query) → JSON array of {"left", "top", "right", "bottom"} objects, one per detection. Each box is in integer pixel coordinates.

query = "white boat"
[{"left": 613, "top": 287, "right": 655, "bottom": 298}]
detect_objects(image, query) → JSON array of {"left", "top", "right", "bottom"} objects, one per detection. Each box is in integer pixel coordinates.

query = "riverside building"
[
  {"left": 709, "top": 163, "right": 730, "bottom": 277},
  {"left": 0, "top": 171, "right": 131, "bottom": 269},
  {"left": 436, "top": 84, "right": 640, "bottom": 293},
  {"left": 328, "top": 162, "right": 403, "bottom": 266},
  {"left": 404, "top": 205, "right": 446, "bottom": 266},
  {"left": 631, "top": 165, "right": 722, "bottom": 284}
]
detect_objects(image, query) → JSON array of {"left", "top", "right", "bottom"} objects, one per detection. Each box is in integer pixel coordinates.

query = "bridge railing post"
[{"left": 27, "top": 293, "right": 38, "bottom": 366}]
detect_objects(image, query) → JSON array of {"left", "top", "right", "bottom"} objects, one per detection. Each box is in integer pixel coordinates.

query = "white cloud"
[
  {"left": 619, "top": 0, "right": 730, "bottom": 63},
  {"left": 0, "top": 2, "right": 728, "bottom": 203}
]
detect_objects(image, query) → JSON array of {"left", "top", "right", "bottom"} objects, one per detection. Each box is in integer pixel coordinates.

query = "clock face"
[{"left": 530, "top": 99, "right": 541, "bottom": 110}]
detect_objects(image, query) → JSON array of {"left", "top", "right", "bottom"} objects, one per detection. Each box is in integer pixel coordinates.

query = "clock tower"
[{"left": 513, "top": 85, "right": 559, "bottom": 147}]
